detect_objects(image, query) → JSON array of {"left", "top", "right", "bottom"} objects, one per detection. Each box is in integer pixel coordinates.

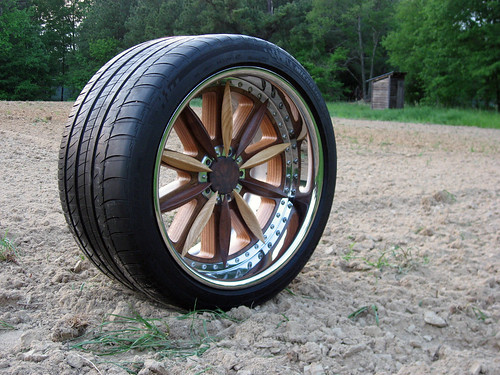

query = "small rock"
[
  {"left": 433, "top": 190, "right": 456, "bottom": 204},
  {"left": 343, "top": 344, "right": 367, "bottom": 358},
  {"left": 109, "top": 301, "right": 132, "bottom": 321},
  {"left": 419, "top": 228, "right": 434, "bottom": 237},
  {"left": 229, "top": 305, "right": 252, "bottom": 321},
  {"left": 71, "top": 260, "right": 84, "bottom": 273},
  {"left": 409, "top": 340, "right": 422, "bottom": 348},
  {"left": 138, "top": 359, "right": 170, "bottom": 375},
  {"left": 352, "top": 240, "right": 375, "bottom": 251},
  {"left": 299, "top": 342, "right": 322, "bottom": 362},
  {"left": 424, "top": 311, "right": 447, "bottom": 328},
  {"left": 364, "top": 326, "right": 383, "bottom": 337},
  {"left": 331, "top": 327, "right": 346, "bottom": 339},
  {"left": 51, "top": 315, "right": 88, "bottom": 342},
  {"left": 304, "top": 363, "right": 325, "bottom": 375},
  {"left": 469, "top": 361, "right": 483, "bottom": 375},
  {"left": 66, "top": 353, "right": 84, "bottom": 369},
  {"left": 20, "top": 350, "right": 48, "bottom": 363},
  {"left": 406, "top": 324, "right": 416, "bottom": 333}
]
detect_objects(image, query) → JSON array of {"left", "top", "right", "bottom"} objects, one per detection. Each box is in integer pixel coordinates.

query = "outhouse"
[{"left": 368, "top": 72, "right": 406, "bottom": 109}]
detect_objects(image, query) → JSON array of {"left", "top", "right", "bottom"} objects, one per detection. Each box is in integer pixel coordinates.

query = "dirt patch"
[{"left": 1, "top": 102, "right": 499, "bottom": 374}]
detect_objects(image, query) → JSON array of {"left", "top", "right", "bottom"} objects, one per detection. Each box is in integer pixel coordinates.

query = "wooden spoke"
[
  {"left": 233, "top": 190, "right": 265, "bottom": 243},
  {"left": 221, "top": 82, "right": 234, "bottom": 156},
  {"left": 239, "top": 178, "right": 287, "bottom": 199},
  {"left": 235, "top": 99, "right": 269, "bottom": 157},
  {"left": 297, "top": 124, "right": 307, "bottom": 141},
  {"left": 159, "top": 182, "right": 211, "bottom": 212},
  {"left": 182, "top": 106, "right": 217, "bottom": 158},
  {"left": 201, "top": 90, "right": 222, "bottom": 139},
  {"left": 182, "top": 193, "right": 218, "bottom": 256},
  {"left": 240, "top": 143, "right": 290, "bottom": 170},
  {"left": 162, "top": 150, "right": 212, "bottom": 172},
  {"left": 219, "top": 196, "right": 231, "bottom": 267}
]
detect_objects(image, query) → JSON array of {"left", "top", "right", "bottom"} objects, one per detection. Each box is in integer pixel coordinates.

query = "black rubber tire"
[{"left": 58, "top": 35, "right": 336, "bottom": 310}]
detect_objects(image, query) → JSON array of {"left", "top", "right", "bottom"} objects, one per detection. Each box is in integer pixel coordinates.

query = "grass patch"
[
  {"left": 1, "top": 320, "right": 15, "bottom": 330},
  {"left": 348, "top": 304, "right": 380, "bottom": 326},
  {"left": 0, "top": 232, "right": 17, "bottom": 262},
  {"left": 72, "top": 313, "right": 212, "bottom": 358},
  {"left": 327, "top": 101, "right": 500, "bottom": 129},
  {"left": 72, "top": 308, "right": 241, "bottom": 373},
  {"left": 342, "top": 244, "right": 429, "bottom": 274}
]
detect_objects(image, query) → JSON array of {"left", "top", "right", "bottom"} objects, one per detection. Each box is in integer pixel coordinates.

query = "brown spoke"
[
  {"left": 279, "top": 87, "right": 304, "bottom": 137},
  {"left": 292, "top": 192, "right": 312, "bottom": 220},
  {"left": 297, "top": 125, "right": 307, "bottom": 141},
  {"left": 234, "top": 99, "right": 269, "bottom": 157},
  {"left": 233, "top": 190, "right": 265, "bottom": 242},
  {"left": 239, "top": 178, "right": 287, "bottom": 199},
  {"left": 201, "top": 89, "right": 223, "bottom": 140},
  {"left": 160, "top": 182, "right": 211, "bottom": 212},
  {"left": 240, "top": 143, "right": 290, "bottom": 170},
  {"left": 219, "top": 196, "right": 231, "bottom": 267},
  {"left": 162, "top": 150, "right": 212, "bottom": 172},
  {"left": 183, "top": 193, "right": 218, "bottom": 256},
  {"left": 182, "top": 106, "right": 217, "bottom": 158},
  {"left": 221, "top": 82, "right": 234, "bottom": 156}
]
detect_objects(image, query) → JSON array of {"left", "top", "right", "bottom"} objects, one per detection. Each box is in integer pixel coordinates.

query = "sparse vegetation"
[
  {"left": 0, "top": 232, "right": 17, "bottom": 262},
  {"left": 72, "top": 312, "right": 214, "bottom": 358},
  {"left": 348, "top": 304, "right": 380, "bottom": 326},
  {"left": 0, "top": 320, "right": 15, "bottom": 330},
  {"left": 342, "top": 244, "right": 429, "bottom": 274}
]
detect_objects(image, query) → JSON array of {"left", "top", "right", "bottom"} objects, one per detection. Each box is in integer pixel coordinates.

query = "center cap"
[{"left": 209, "top": 157, "right": 240, "bottom": 194}]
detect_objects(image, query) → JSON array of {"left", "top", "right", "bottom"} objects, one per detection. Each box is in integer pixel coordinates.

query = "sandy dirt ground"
[{"left": 0, "top": 101, "right": 499, "bottom": 375}]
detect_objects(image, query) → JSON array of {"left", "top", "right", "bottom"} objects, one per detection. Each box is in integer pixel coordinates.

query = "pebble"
[
  {"left": 304, "top": 363, "right": 325, "bottom": 375},
  {"left": 19, "top": 350, "right": 48, "bottom": 363},
  {"left": 343, "top": 343, "right": 367, "bottom": 358},
  {"left": 469, "top": 361, "right": 483, "bottom": 375},
  {"left": 138, "top": 359, "right": 170, "bottom": 375},
  {"left": 66, "top": 353, "right": 84, "bottom": 369},
  {"left": 424, "top": 311, "right": 447, "bottom": 328}
]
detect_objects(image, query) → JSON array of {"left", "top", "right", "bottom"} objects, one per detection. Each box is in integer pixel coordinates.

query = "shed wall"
[{"left": 371, "top": 77, "right": 390, "bottom": 109}]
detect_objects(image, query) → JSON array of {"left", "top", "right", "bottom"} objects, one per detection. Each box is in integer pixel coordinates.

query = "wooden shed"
[{"left": 368, "top": 72, "right": 407, "bottom": 109}]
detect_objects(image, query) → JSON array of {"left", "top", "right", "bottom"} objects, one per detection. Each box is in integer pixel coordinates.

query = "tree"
[
  {"left": 33, "top": 0, "right": 89, "bottom": 100},
  {"left": 384, "top": 0, "right": 500, "bottom": 109},
  {"left": 0, "top": 0, "right": 50, "bottom": 100},
  {"left": 307, "top": 0, "right": 395, "bottom": 100}
]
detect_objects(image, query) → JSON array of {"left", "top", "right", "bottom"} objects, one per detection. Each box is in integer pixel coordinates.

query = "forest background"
[{"left": 0, "top": 0, "right": 498, "bottom": 110}]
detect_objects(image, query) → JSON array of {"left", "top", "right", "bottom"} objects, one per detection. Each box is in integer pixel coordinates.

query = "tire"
[{"left": 58, "top": 35, "right": 337, "bottom": 310}]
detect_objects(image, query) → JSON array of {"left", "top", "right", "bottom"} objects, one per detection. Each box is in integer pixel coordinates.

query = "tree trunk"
[
  {"left": 368, "top": 30, "right": 379, "bottom": 102},
  {"left": 357, "top": 15, "right": 366, "bottom": 101},
  {"left": 267, "top": 0, "right": 273, "bottom": 15}
]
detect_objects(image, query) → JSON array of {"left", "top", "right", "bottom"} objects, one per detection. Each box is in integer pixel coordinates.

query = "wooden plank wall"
[{"left": 371, "top": 77, "right": 390, "bottom": 109}]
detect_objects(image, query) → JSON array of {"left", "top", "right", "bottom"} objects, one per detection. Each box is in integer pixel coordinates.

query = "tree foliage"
[
  {"left": 0, "top": 0, "right": 49, "bottom": 99},
  {"left": 1, "top": 0, "right": 498, "bottom": 110},
  {"left": 384, "top": 0, "right": 499, "bottom": 109}
]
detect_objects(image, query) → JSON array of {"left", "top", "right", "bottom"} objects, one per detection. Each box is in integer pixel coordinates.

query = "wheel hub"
[{"left": 209, "top": 157, "right": 240, "bottom": 194}]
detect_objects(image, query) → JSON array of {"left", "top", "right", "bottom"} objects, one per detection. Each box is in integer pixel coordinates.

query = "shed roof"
[{"left": 366, "top": 71, "right": 407, "bottom": 83}]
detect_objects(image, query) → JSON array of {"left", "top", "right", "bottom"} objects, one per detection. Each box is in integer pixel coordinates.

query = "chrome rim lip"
[{"left": 153, "top": 67, "right": 324, "bottom": 289}]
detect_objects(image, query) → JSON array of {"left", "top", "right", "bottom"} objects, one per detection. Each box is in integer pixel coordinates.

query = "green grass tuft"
[
  {"left": 348, "top": 304, "right": 380, "bottom": 326},
  {"left": 327, "top": 102, "right": 500, "bottom": 129},
  {"left": 72, "top": 312, "right": 212, "bottom": 358},
  {"left": 0, "top": 232, "right": 17, "bottom": 262},
  {"left": 1, "top": 320, "right": 15, "bottom": 330}
]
